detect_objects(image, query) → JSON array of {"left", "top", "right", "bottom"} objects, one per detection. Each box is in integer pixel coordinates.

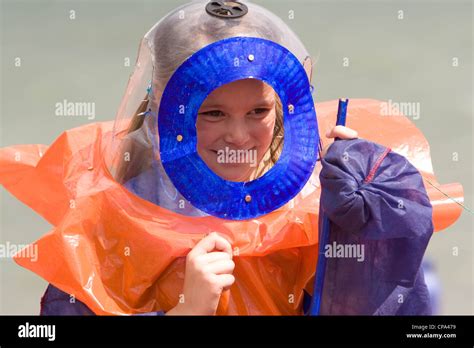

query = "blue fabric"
[
  {"left": 40, "top": 284, "right": 165, "bottom": 316},
  {"left": 315, "top": 139, "right": 433, "bottom": 315},
  {"left": 302, "top": 290, "right": 312, "bottom": 315}
]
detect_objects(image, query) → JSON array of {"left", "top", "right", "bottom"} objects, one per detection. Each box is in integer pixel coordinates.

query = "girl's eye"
[
  {"left": 249, "top": 108, "right": 270, "bottom": 117},
  {"left": 198, "top": 108, "right": 271, "bottom": 119},
  {"left": 199, "top": 110, "right": 225, "bottom": 118}
]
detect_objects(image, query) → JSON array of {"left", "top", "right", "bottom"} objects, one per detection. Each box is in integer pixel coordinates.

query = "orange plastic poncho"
[{"left": 0, "top": 99, "right": 463, "bottom": 315}]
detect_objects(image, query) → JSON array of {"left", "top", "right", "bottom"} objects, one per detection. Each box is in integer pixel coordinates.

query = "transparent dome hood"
[{"left": 106, "top": 0, "right": 318, "bottom": 220}]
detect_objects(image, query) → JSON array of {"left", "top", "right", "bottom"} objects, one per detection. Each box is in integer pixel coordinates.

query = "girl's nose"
[{"left": 223, "top": 119, "right": 251, "bottom": 147}]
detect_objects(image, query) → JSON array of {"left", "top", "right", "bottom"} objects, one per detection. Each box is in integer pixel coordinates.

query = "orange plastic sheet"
[{"left": 0, "top": 99, "right": 463, "bottom": 315}]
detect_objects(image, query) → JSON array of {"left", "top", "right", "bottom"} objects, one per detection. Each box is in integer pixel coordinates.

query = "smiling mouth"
[{"left": 211, "top": 146, "right": 257, "bottom": 153}]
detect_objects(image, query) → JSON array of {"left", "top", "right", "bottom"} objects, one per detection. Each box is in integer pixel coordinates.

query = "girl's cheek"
[
  {"left": 196, "top": 118, "right": 212, "bottom": 140},
  {"left": 255, "top": 115, "right": 276, "bottom": 145},
  {"left": 196, "top": 121, "right": 224, "bottom": 147}
]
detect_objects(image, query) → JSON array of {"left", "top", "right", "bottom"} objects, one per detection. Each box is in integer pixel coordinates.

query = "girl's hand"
[
  {"left": 321, "top": 125, "right": 358, "bottom": 157},
  {"left": 167, "top": 232, "right": 235, "bottom": 315}
]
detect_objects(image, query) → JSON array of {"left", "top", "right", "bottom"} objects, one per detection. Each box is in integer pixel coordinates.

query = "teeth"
[{"left": 212, "top": 147, "right": 257, "bottom": 152}]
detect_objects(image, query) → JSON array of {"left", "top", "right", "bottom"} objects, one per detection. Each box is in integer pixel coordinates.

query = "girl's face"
[{"left": 196, "top": 79, "right": 277, "bottom": 182}]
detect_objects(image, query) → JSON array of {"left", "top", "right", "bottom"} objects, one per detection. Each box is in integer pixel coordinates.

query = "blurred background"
[{"left": 0, "top": 0, "right": 472, "bottom": 314}]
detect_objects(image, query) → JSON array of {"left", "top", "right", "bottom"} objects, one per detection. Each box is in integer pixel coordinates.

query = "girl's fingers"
[
  {"left": 205, "top": 259, "right": 235, "bottom": 275},
  {"left": 321, "top": 126, "right": 358, "bottom": 158},
  {"left": 215, "top": 274, "right": 236, "bottom": 289},
  {"left": 200, "top": 251, "right": 232, "bottom": 264},
  {"left": 190, "top": 232, "right": 233, "bottom": 257},
  {"left": 325, "top": 125, "right": 358, "bottom": 140}
]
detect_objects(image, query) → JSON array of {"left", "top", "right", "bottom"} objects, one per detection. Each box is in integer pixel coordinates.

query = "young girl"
[
  {"left": 3, "top": 0, "right": 461, "bottom": 316},
  {"left": 41, "top": 76, "right": 358, "bottom": 315}
]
